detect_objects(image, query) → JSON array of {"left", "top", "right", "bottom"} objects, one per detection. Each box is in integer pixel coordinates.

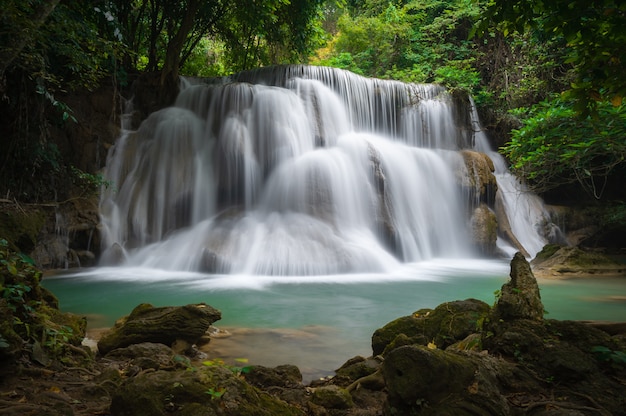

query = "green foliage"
[
  {"left": 109, "top": 0, "right": 329, "bottom": 75},
  {"left": 43, "top": 325, "right": 74, "bottom": 356},
  {"left": 70, "top": 166, "right": 113, "bottom": 196},
  {"left": 476, "top": 0, "right": 626, "bottom": 115},
  {"left": 591, "top": 345, "right": 626, "bottom": 368},
  {"left": 35, "top": 83, "right": 77, "bottom": 124},
  {"left": 501, "top": 96, "right": 626, "bottom": 196},
  {"left": 180, "top": 38, "right": 229, "bottom": 77},
  {"left": 314, "top": 0, "right": 485, "bottom": 97}
]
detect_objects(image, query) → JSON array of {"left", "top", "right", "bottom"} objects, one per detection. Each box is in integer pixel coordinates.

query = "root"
[{"left": 346, "top": 369, "right": 385, "bottom": 393}]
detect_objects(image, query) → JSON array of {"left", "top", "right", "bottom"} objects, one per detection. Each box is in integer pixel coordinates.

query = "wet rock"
[
  {"left": 531, "top": 244, "right": 626, "bottom": 278},
  {"left": 470, "top": 203, "right": 498, "bottom": 255},
  {"left": 492, "top": 252, "right": 544, "bottom": 321},
  {"left": 371, "top": 298, "right": 490, "bottom": 356},
  {"left": 97, "top": 303, "right": 221, "bottom": 355},
  {"left": 458, "top": 150, "right": 497, "bottom": 206}
]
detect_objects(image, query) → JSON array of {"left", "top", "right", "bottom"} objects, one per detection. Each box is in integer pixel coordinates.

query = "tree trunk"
[
  {"left": 160, "top": 0, "right": 201, "bottom": 85},
  {"left": 0, "top": 0, "right": 61, "bottom": 78}
]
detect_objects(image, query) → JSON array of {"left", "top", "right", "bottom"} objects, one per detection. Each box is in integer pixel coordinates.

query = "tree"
[
  {"left": 476, "top": 0, "right": 626, "bottom": 115},
  {"left": 313, "top": 0, "right": 492, "bottom": 105},
  {"left": 110, "top": 0, "right": 329, "bottom": 79},
  {"left": 0, "top": 0, "right": 61, "bottom": 86},
  {"left": 501, "top": 97, "right": 626, "bottom": 198}
]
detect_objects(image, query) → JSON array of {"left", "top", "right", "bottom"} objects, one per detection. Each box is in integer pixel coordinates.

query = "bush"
[{"left": 501, "top": 97, "right": 626, "bottom": 197}]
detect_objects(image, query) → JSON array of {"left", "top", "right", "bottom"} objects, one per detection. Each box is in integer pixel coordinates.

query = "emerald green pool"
[{"left": 42, "top": 259, "right": 626, "bottom": 382}]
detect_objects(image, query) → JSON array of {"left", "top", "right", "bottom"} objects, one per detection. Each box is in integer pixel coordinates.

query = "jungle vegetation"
[{"left": 0, "top": 0, "right": 624, "bottom": 202}]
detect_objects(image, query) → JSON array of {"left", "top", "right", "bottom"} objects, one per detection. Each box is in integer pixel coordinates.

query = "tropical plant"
[
  {"left": 475, "top": 0, "right": 626, "bottom": 115},
  {"left": 501, "top": 97, "right": 626, "bottom": 197}
]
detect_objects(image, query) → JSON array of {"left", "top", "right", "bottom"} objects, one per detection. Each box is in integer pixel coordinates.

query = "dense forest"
[{"left": 1, "top": 0, "right": 625, "bottom": 208}]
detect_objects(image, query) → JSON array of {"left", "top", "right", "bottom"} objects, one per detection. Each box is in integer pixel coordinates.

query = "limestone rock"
[
  {"left": 457, "top": 150, "right": 497, "bottom": 206},
  {"left": 492, "top": 252, "right": 544, "bottom": 321},
  {"left": 470, "top": 203, "right": 498, "bottom": 255},
  {"left": 371, "top": 299, "right": 490, "bottom": 356},
  {"left": 97, "top": 303, "right": 221, "bottom": 355},
  {"left": 531, "top": 244, "right": 626, "bottom": 278}
]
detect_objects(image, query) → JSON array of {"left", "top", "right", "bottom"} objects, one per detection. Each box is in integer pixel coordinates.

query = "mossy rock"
[
  {"left": 531, "top": 245, "right": 626, "bottom": 277},
  {"left": 333, "top": 355, "right": 381, "bottom": 386},
  {"left": 110, "top": 365, "right": 305, "bottom": 416},
  {"left": 244, "top": 364, "right": 303, "bottom": 389},
  {"left": 532, "top": 243, "right": 562, "bottom": 263},
  {"left": 0, "top": 208, "right": 46, "bottom": 253},
  {"left": 372, "top": 299, "right": 490, "bottom": 356},
  {"left": 98, "top": 303, "right": 222, "bottom": 355},
  {"left": 383, "top": 345, "right": 511, "bottom": 415},
  {"left": 311, "top": 385, "right": 354, "bottom": 410},
  {"left": 383, "top": 345, "right": 474, "bottom": 407}
]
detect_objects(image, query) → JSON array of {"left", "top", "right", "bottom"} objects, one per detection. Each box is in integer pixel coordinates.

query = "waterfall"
[{"left": 99, "top": 65, "right": 555, "bottom": 275}]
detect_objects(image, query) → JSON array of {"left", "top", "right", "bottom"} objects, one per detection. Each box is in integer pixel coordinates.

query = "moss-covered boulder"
[
  {"left": 311, "top": 385, "right": 354, "bottom": 410},
  {"left": 531, "top": 245, "right": 626, "bottom": 278},
  {"left": 243, "top": 364, "right": 303, "bottom": 389},
  {"left": 371, "top": 298, "right": 490, "bottom": 356},
  {"left": 382, "top": 345, "right": 509, "bottom": 415},
  {"left": 98, "top": 303, "right": 222, "bottom": 355},
  {"left": 109, "top": 364, "right": 305, "bottom": 416}
]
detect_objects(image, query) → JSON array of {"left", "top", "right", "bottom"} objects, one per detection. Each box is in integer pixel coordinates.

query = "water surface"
[{"left": 43, "top": 259, "right": 625, "bottom": 382}]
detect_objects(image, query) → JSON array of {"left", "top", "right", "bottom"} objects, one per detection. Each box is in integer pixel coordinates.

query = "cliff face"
[{"left": 0, "top": 72, "right": 178, "bottom": 270}]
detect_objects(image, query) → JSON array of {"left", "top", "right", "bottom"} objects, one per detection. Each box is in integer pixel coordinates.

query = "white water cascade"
[{"left": 99, "top": 65, "right": 556, "bottom": 276}]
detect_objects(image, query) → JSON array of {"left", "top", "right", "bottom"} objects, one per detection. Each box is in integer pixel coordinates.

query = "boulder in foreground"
[{"left": 97, "top": 303, "right": 221, "bottom": 355}]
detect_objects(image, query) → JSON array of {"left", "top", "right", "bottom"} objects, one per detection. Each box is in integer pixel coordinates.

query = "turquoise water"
[{"left": 42, "top": 259, "right": 626, "bottom": 382}]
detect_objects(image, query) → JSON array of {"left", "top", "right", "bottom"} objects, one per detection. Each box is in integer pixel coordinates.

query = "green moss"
[
  {"left": 533, "top": 244, "right": 562, "bottom": 263},
  {"left": 372, "top": 300, "right": 491, "bottom": 356},
  {"left": 0, "top": 208, "right": 46, "bottom": 253}
]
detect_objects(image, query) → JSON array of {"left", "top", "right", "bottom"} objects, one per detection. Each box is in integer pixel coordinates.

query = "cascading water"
[{"left": 99, "top": 65, "right": 556, "bottom": 275}]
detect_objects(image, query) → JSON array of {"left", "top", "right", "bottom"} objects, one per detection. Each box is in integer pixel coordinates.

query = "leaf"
[
  {"left": 427, "top": 341, "right": 437, "bottom": 349},
  {"left": 611, "top": 95, "right": 623, "bottom": 107}
]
